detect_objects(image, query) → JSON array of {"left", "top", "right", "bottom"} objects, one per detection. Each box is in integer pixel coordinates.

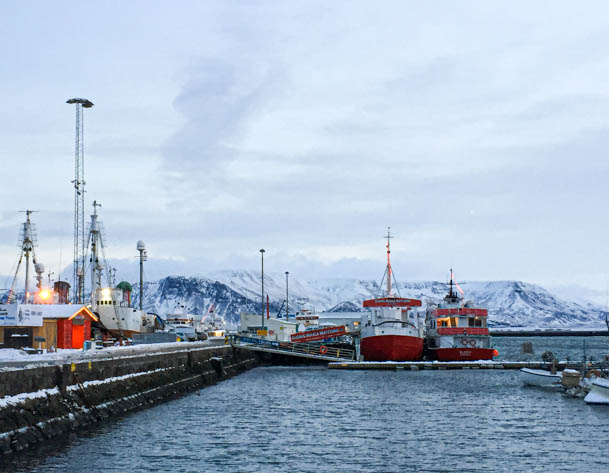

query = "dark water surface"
[{"left": 2, "top": 337, "right": 609, "bottom": 473}]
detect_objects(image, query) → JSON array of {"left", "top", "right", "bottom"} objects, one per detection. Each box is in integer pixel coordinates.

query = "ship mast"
[
  {"left": 449, "top": 268, "right": 454, "bottom": 298},
  {"left": 375, "top": 227, "right": 402, "bottom": 298},
  {"left": 7, "top": 211, "right": 41, "bottom": 304},
  {"left": 385, "top": 227, "right": 393, "bottom": 296},
  {"left": 89, "top": 201, "right": 103, "bottom": 305}
]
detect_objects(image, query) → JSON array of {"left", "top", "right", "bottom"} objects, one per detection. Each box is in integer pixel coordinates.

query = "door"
[{"left": 72, "top": 324, "right": 84, "bottom": 349}]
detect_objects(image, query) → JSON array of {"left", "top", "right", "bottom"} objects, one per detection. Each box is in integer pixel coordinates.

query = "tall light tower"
[{"left": 66, "top": 98, "right": 94, "bottom": 303}]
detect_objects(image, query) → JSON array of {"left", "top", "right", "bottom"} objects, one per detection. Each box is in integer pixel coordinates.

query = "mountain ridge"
[{"left": 129, "top": 270, "right": 609, "bottom": 329}]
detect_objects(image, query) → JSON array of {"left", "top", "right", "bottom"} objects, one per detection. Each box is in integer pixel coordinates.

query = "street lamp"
[
  {"left": 285, "top": 271, "right": 289, "bottom": 320},
  {"left": 260, "top": 249, "right": 265, "bottom": 329}
]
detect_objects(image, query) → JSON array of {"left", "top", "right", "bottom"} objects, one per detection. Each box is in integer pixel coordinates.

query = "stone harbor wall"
[{"left": 0, "top": 345, "right": 258, "bottom": 455}]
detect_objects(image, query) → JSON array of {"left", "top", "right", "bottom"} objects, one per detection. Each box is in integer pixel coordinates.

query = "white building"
[{"left": 239, "top": 313, "right": 299, "bottom": 342}]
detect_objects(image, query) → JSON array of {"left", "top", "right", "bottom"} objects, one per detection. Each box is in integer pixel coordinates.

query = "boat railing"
[
  {"left": 373, "top": 319, "right": 417, "bottom": 329},
  {"left": 437, "top": 327, "right": 489, "bottom": 336}
]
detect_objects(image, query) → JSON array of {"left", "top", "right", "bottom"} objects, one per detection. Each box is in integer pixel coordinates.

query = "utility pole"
[
  {"left": 260, "top": 249, "right": 265, "bottom": 329},
  {"left": 66, "top": 97, "right": 93, "bottom": 303},
  {"left": 285, "top": 271, "right": 289, "bottom": 320}
]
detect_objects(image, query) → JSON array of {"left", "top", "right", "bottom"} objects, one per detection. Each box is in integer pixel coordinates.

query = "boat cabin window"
[
  {"left": 450, "top": 317, "right": 457, "bottom": 327},
  {"left": 468, "top": 317, "right": 475, "bottom": 327}
]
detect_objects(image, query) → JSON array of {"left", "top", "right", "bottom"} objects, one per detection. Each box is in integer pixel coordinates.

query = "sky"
[{"left": 1, "top": 1, "right": 609, "bottom": 294}]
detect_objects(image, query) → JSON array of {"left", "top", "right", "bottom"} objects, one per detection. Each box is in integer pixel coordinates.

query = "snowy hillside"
[{"left": 127, "top": 271, "right": 609, "bottom": 329}]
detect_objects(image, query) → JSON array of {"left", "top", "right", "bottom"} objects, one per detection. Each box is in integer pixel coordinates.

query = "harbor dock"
[
  {"left": 328, "top": 360, "right": 582, "bottom": 370},
  {"left": 0, "top": 343, "right": 258, "bottom": 456}
]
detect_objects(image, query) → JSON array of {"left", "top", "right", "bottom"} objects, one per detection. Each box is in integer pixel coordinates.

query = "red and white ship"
[
  {"left": 359, "top": 229, "right": 424, "bottom": 362},
  {"left": 425, "top": 270, "right": 497, "bottom": 361}
]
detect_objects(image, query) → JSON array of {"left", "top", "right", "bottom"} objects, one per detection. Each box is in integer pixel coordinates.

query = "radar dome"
[
  {"left": 35, "top": 263, "right": 45, "bottom": 273},
  {"left": 136, "top": 240, "right": 146, "bottom": 251}
]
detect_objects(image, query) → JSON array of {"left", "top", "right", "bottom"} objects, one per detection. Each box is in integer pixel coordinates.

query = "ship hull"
[
  {"left": 430, "top": 347, "right": 495, "bottom": 361},
  {"left": 360, "top": 334, "right": 423, "bottom": 361}
]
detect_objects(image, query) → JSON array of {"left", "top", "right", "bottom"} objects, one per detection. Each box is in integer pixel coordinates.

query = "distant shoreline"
[{"left": 491, "top": 330, "right": 609, "bottom": 337}]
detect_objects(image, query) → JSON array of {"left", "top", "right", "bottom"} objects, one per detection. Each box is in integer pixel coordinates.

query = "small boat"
[
  {"left": 520, "top": 367, "right": 562, "bottom": 387},
  {"left": 359, "top": 229, "right": 424, "bottom": 362},
  {"left": 197, "top": 304, "right": 226, "bottom": 344},
  {"left": 584, "top": 378, "right": 609, "bottom": 405},
  {"left": 166, "top": 307, "right": 198, "bottom": 342},
  {"left": 425, "top": 269, "right": 496, "bottom": 361}
]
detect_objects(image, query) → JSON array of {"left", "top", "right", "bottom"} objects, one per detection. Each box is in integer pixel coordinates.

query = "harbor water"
[{"left": 2, "top": 336, "right": 609, "bottom": 472}]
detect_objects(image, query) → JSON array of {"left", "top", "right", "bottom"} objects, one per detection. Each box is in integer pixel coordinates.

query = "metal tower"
[
  {"left": 66, "top": 98, "right": 93, "bottom": 303},
  {"left": 7, "top": 211, "right": 40, "bottom": 304}
]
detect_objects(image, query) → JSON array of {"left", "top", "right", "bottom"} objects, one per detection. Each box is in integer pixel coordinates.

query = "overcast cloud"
[{"left": 1, "top": 1, "right": 609, "bottom": 292}]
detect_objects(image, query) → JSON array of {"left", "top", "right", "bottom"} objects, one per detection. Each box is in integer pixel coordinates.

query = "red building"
[{"left": 55, "top": 306, "right": 98, "bottom": 349}]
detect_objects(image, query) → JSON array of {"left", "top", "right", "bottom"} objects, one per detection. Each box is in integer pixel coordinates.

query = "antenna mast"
[
  {"left": 385, "top": 227, "right": 393, "bottom": 296},
  {"left": 66, "top": 97, "right": 94, "bottom": 303}
]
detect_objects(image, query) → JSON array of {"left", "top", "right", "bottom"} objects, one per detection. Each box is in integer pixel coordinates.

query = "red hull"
[
  {"left": 431, "top": 347, "right": 495, "bottom": 361},
  {"left": 360, "top": 334, "right": 424, "bottom": 361}
]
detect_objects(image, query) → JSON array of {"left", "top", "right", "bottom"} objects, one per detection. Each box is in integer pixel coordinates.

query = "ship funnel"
[{"left": 54, "top": 280, "right": 71, "bottom": 304}]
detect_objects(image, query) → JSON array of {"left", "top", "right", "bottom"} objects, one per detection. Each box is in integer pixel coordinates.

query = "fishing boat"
[
  {"left": 93, "top": 285, "right": 156, "bottom": 337},
  {"left": 359, "top": 229, "right": 424, "bottom": 362},
  {"left": 425, "top": 270, "right": 496, "bottom": 361},
  {"left": 520, "top": 367, "right": 562, "bottom": 387},
  {"left": 87, "top": 202, "right": 157, "bottom": 337}
]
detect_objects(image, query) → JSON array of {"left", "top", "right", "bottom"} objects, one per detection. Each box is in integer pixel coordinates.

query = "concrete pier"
[{"left": 0, "top": 344, "right": 258, "bottom": 456}]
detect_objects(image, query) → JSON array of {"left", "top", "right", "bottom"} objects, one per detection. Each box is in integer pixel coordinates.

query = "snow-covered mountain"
[{"left": 129, "top": 270, "right": 609, "bottom": 329}]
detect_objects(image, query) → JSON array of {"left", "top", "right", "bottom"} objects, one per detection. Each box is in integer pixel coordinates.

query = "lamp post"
[
  {"left": 137, "top": 241, "right": 147, "bottom": 310},
  {"left": 285, "top": 271, "right": 289, "bottom": 320},
  {"left": 260, "top": 249, "right": 265, "bottom": 329}
]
